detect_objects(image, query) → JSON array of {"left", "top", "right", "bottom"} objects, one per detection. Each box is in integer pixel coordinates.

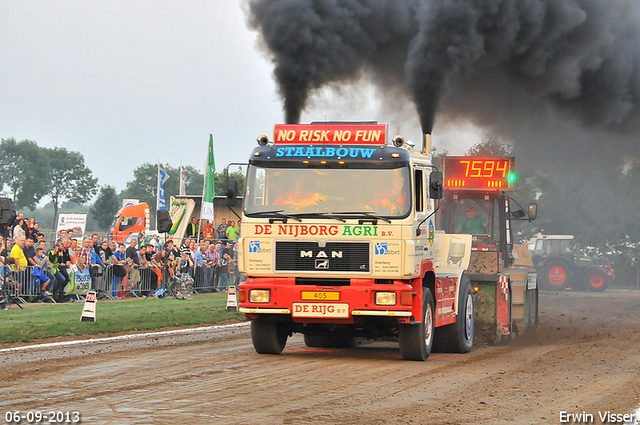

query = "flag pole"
[
  {"left": 198, "top": 153, "right": 206, "bottom": 246},
  {"left": 201, "top": 159, "right": 207, "bottom": 200},
  {"left": 179, "top": 159, "right": 185, "bottom": 196},
  {"left": 156, "top": 159, "right": 160, "bottom": 212}
]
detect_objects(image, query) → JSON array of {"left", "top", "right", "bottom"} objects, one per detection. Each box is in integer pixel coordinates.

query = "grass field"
[{"left": 0, "top": 293, "right": 244, "bottom": 344}]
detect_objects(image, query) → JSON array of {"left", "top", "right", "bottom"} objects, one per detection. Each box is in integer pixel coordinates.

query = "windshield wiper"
[
  {"left": 249, "top": 210, "right": 302, "bottom": 222},
  {"left": 290, "top": 212, "right": 346, "bottom": 223},
  {"left": 331, "top": 211, "right": 392, "bottom": 223}
]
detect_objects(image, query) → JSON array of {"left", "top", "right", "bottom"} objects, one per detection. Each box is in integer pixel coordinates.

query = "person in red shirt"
[{"left": 202, "top": 220, "right": 214, "bottom": 240}]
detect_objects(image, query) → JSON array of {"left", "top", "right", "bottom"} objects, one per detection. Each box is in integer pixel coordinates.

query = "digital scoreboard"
[{"left": 443, "top": 156, "right": 515, "bottom": 191}]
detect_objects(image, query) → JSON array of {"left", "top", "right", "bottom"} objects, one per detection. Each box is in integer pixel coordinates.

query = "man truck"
[{"left": 230, "top": 123, "right": 537, "bottom": 360}]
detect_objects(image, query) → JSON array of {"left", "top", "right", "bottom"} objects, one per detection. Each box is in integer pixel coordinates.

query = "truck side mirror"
[
  {"left": 528, "top": 203, "right": 538, "bottom": 221},
  {"left": 429, "top": 171, "right": 443, "bottom": 200},
  {"left": 227, "top": 179, "right": 238, "bottom": 207}
]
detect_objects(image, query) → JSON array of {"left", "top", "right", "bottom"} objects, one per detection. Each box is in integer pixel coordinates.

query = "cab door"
[{"left": 413, "top": 166, "right": 427, "bottom": 232}]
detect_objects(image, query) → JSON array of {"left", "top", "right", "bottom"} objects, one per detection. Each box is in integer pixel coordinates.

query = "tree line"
[
  {"left": 0, "top": 137, "right": 244, "bottom": 232},
  {"left": 0, "top": 138, "right": 97, "bottom": 226}
]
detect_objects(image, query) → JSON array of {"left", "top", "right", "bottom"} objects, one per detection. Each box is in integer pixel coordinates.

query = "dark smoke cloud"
[
  {"left": 245, "top": 0, "right": 418, "bottom": 124},
  {"left": 246, "top": 0, "right": 640, "bottom": 142}
]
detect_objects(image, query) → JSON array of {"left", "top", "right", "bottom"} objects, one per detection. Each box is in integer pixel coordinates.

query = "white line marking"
[{"left": 0, "top": 322, "right": 250, "bottom": 353}]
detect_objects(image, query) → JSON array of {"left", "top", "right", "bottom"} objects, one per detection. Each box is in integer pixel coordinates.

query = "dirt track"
[{"left": 1, "top": 290, "right": 639, "bottom": 425}]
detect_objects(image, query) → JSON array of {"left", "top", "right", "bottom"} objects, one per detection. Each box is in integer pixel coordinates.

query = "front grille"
[
  {"left": 275, "top": 241, "right": 370, "bottom": 273},
  {"left": 295, "top": 278, "right": 351, "bottom": 286}
]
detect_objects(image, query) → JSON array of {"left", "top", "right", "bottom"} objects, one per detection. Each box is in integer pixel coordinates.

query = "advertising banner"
[
  {"left": 56, "top": 213, "right": 87, "bottom": 237},
  {"left": 66, "top": 267, "right": 92, "bottom": 296}
]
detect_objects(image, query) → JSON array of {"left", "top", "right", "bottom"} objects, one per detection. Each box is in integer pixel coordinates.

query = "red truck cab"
[{"left": 110, "top": 203, "right": 151, "bottom": 243}]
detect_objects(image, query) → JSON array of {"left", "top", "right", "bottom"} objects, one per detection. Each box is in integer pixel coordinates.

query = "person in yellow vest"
[{"left": 186, "top": 217, "right": 198, "bottom": 238}]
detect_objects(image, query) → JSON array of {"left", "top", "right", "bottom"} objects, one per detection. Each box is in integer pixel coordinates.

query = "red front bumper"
[{"left": 238, "top": 277, "right": 421, "bottom": 324}]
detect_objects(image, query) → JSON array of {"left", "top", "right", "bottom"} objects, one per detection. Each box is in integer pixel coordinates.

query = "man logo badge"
[
  {"left": 315, "top": 259, "right": 329, "bottom": 269},
  {"left": 301, "top": 250, "right": 343, "bottom": 258}
]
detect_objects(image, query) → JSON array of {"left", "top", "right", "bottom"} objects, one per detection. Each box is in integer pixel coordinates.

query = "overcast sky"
[{"left": 0, "top": 0, "right": 479, "bottom": 195}]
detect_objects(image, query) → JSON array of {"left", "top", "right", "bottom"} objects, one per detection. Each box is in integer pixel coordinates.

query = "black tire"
[
  {"left": 540, "top": 260, "right": 571, "bottom": 291},
  {"left": 304, "top": 333, "right": 354, "bottom": 348},
  {"left": 584, "top": 268, "right": 608, "bottom": 292},
  {"left": 251, "top": 318, "right": 288, "bottom": 355},
  {"left": 433, "top": 276, "right": 474, "bottom": 353},
  {"left": 398, "top": 287, "right": 435, "bottom": 361}
]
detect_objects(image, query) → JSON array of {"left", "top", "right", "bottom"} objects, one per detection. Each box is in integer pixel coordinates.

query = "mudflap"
[
  {"left": 470, "top": 280, "right": 497, "bottom": 343},
  {"left": 470, "top": 275, "right": 511, "bottom": 344},
  {"left": 496, "top": 275, "right": 510, "bottom": 337}
]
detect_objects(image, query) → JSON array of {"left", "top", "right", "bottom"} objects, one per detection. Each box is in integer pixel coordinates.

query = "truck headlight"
[
  {"left": 249, "top": 289, "right": 270, "bottom": 303},
  {"left": 375, "top": 292, "right": 396, "bottom": 306}
]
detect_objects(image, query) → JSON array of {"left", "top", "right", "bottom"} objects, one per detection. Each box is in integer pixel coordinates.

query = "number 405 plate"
[{"left": 301, "top": 291, "right": 340, "bottom": 301}]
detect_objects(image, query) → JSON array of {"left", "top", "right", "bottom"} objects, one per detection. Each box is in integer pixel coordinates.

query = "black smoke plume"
[{"left": 246, "top": 0, "right": 640, "bottom": 140}]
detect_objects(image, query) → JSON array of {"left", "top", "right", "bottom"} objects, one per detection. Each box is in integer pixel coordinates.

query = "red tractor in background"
[{"left": 529, "top": 234, "right": 614, "bottom": 292}]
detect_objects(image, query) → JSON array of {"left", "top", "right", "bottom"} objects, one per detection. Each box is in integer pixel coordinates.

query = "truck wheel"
[
  {"left": 584, "top": 268, "right": 608, "bottom": 292},
  {"left": 251, "top": 318, "right": 288, "bottom": 354},
  {"left": 304, "top": 333, "right": 354, "bottom": 348},
  {"left": 540, "top": 261, "right": 571, "bottom": 291},
  {"left": 433, "top": 277, "right": 474, "bottom": 353},
  {"left": 398, "top": 288, "right": 435, "bottom": 361}
]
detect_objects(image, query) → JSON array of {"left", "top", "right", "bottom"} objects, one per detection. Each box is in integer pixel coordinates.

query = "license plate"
[
  {"left": 301, "top": 291, "right": 340, "bottom": 301},
  {"left": 292, "top": 303, "right": 349, "bottom": 318}
]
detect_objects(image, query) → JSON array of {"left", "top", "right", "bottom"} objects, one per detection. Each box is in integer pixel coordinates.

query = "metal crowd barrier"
[{"left": 1, "top": 260, "right": 247, "bottom": 304}]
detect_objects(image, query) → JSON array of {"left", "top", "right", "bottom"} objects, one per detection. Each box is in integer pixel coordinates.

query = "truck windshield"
[
  {"left": 534, "top": 239, "right": 574, "bottom": 255},
  {"left": 119, "top": 216, "right": 137, "bottom": 232},
  {"left": 244, "top": 165, "right": 411, "bottom": 217}
]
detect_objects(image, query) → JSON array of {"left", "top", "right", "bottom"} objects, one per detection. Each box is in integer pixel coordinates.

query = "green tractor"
[{"left": 529, "top": 235, "right": 614, "bottom": 292}]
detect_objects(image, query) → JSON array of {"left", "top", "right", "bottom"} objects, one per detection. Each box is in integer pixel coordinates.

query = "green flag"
[{"left": 202, "top": 134, "right": 215, "bottom": 221}]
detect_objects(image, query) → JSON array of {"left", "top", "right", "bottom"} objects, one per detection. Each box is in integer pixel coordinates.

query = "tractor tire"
[
  {"left": 540, "top": 260, "right": 572, "bottom": 291},
  {"left": 398, "top": 287, "right": 435, "bottom": 361},
  {"left": 304, "top": 333, "right": 354, "bottom": 348},
  {"left": 584, "top": 268, "right": 608, "bottom": 292},
  {"left": 433, "top": 276, "right": 474, "bottom": 353},
  {"left": 251, "top": 318, "right": 288, "bottom": 355}
]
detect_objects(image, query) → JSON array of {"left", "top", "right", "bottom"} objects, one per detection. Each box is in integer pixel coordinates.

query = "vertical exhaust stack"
[{"left": 423, "top": 134, "right": 431, "bottom": 156}]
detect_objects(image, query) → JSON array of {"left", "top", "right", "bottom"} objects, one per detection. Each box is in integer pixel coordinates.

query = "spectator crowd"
[{"left": 0, "top": 213, "right": 243, "bottom": 304}]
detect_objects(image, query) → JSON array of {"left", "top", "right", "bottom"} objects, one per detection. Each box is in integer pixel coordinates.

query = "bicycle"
[
  {"left": 175, "top": 270, "right": 195, "bottom": 298},
  {"left": 0, "top": 266, "right": 24, "bottom": 310},
  {"left": 155, "top": 266, "right": 193, "bottom": 300}
]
